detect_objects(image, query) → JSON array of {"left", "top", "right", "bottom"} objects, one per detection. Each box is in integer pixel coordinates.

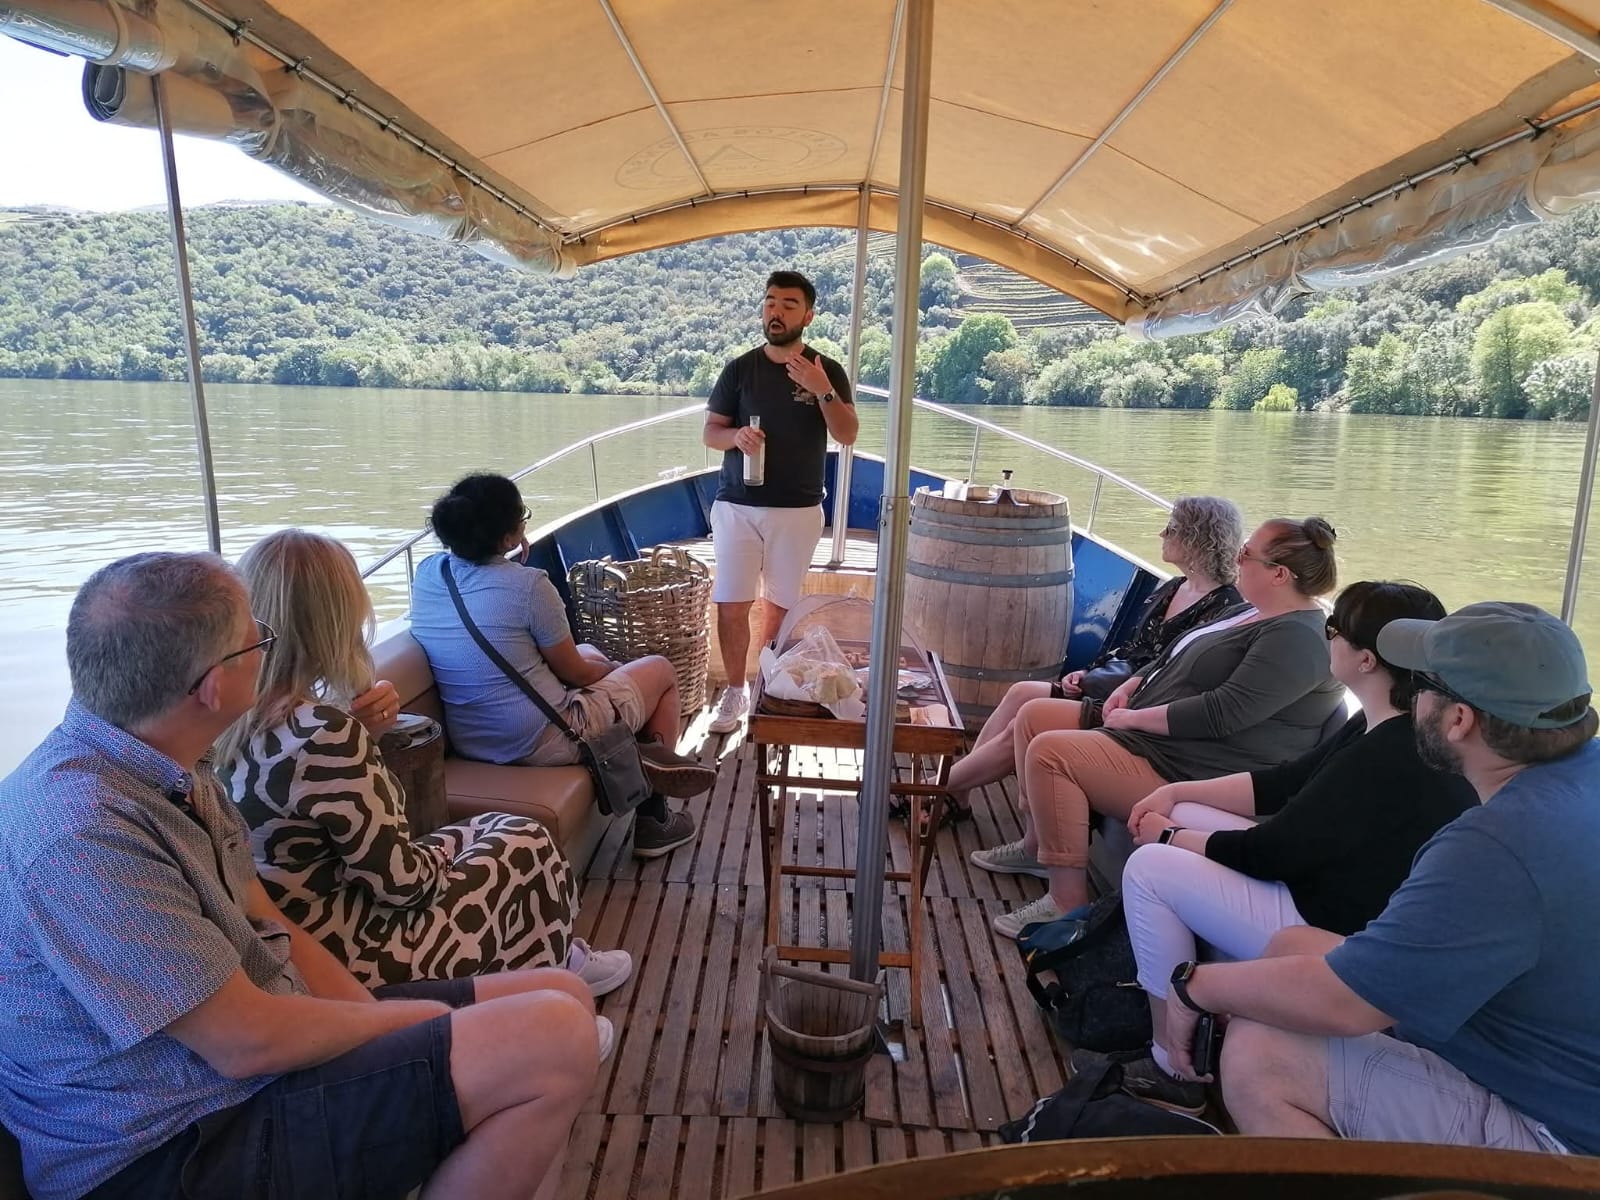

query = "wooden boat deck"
[{"left": 560, "top": 708, "right": 1070, "bottom": 1199}]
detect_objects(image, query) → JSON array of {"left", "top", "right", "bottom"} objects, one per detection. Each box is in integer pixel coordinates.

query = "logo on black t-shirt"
[{"left": 790, "top": 383, "right": 819, "bottom": 406}]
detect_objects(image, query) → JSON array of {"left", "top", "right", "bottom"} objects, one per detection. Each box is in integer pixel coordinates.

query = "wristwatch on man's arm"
[
  {"left": 817, "top": 389, "right": 836, "bottom": 403},
  {"left": 1170, "top": 960, "right": 1208, "bottom": 1014}
]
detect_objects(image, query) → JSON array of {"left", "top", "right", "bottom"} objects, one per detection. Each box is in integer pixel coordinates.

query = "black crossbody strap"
[{"left": 440, "top": 558, "right": 582, "bottom": 747}]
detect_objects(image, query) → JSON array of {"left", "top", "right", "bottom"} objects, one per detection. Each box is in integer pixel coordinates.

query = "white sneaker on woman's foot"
[
  {"left": 970, "top": 839, "right": 1049, "bottom": 879},
  {"left": 566, "top": 938, "right": 633, "bottom": 998},
  {"left": 991, "top": 892, "right": 1068, "bottom": 939},
  {"left": 708, "top": 687, "right": 749, "bottom": 734}
]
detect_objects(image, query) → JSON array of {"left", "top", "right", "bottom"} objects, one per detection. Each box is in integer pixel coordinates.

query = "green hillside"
[{"left": 0, "top": 201, "right": 1596, "bottom": 419}]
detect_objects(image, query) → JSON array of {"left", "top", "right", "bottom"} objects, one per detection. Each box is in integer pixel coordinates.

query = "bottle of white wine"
[{"left": 743, "top": 414, "right": 766, "bottom": 487}]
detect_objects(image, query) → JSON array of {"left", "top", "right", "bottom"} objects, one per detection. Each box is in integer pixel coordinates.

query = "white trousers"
[{"left": 1122, "top": 802, "right": 1305, "bottom": 997}]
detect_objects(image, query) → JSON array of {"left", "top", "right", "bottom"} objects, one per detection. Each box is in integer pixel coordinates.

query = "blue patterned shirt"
[{"left": 0, "top": 700, "right": 308, "bottom": 1200}]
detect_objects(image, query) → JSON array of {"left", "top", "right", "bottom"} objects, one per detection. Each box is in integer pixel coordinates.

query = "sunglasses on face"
[
  {"left": 1238, "top": 543, "right": 1295, "bottom": 575},
  {"left": 519, "top": 505, "right": 531, "bottom": 523},
  {"left": 187, "top": 620, "right": 277, "bottom": 695},
  {"left": 1413, "top": 671, "right": 1472, "bottom": 707}
]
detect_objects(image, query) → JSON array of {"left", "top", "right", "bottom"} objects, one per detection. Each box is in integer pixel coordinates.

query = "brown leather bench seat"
[{"left": 372, "top": 626, "right": 609, "bottom": 871}]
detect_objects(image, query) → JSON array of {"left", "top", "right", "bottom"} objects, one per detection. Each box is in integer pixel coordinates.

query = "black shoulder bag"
[
  {"left": 440, "top": 558, "right": 652, "bottom": 817},
  {"left": 999, "top": 1052, "right": 1221, "bottom": 1142}
]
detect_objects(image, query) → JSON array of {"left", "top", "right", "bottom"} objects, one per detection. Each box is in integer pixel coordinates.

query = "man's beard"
[
  {"left": 764, "top": 321, "right": 802, "bottom": 347},
  {"left": 1414, "top": 704, "right": 1464, "bottom": 775}
]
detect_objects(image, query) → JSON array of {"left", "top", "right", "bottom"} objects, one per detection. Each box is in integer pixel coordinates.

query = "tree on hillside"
[
  {"left": 1216, "top": 347, "right": 1284, "bottom": 410},
  {"left": 1525, "top": 352, "right": 1594, "bottom": 420},
  {"left": 1255, "top": 383, "right": 1298, "bottom": 411},
  {"left": 1472, "top": 301, "right": 1573, "bottom": 419},
  {"left": 920, "top": 253, "right": 962, "bottom": 312},
  {"left": 931, "top": 314, "right": 1017, "bottom": 403}
]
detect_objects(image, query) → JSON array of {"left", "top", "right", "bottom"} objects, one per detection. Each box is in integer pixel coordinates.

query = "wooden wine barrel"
[{"left": 904, "top": 486, "right": 1074, "bottom": 731}]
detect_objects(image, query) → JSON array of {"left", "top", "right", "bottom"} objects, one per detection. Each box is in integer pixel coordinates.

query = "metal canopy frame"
[
  {"left": 597, "top": 0, "right": 712, "bottom": 200},
  {"left": 850, "top": 0, "right": 934, "bottom": 983},
  {"left": 1013, "top": 0, "right": 1234, "bottom": 230}
]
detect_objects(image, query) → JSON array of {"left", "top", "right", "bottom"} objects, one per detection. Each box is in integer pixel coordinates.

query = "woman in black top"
[
  {"left": 946, "top": 495, "right": 1243, "bottom": 809},
  {"left": 1109, "top": 581, "right": 1476, "bottom": 1112}
]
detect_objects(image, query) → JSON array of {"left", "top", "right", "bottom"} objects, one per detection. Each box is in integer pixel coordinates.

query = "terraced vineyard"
[
  {"left": 820, "top": 233, "right": 1108, "bottom": 329},
  {"left": 951, "top": 254, "right": 1108, "bottom": 329}
]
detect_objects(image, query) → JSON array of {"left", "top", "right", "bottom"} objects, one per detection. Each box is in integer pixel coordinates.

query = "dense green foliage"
[{"left": 1, "top": 201, "right": 1596, "bottom": 419}]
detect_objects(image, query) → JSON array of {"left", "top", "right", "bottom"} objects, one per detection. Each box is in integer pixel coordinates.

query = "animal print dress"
[{"left": 221, "top": 702, "right": 575, "bottom": 986}]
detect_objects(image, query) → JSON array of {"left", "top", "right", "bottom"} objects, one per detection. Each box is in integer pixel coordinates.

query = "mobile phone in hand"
[{"left": 1191, "top": 1012, "right": 1223, "bottom": 1078}]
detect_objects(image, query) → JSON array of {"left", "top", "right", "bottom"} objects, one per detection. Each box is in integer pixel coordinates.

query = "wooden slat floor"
[{"left": 559, "top": 707, "right": 1072, "bottom": 1200}]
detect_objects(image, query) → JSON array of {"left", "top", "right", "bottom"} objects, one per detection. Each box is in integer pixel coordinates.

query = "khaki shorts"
[
  {"left": 1327, "top": 1033, "right": 1568, "bottom": 1154},
  {"left": 522, "top": 672, "right": 649, "bottom": 766},
  {"left": 709, "top": 500, "right": 822, "bottom": 610}
]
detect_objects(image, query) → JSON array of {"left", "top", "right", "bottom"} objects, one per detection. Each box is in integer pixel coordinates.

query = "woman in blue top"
[{"left": 409, "top": 473, "right": 713, "bottom": 859}]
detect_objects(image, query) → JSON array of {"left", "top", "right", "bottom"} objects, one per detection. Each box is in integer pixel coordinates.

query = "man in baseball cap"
[{"left": 1157, "top": 601, "right": 1599, "bottom": 1156}]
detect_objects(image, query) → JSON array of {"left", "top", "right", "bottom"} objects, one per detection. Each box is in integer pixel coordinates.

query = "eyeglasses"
[
  {"left": 1413, "top": 671, "right": 1472, "bottom": 708},
  {"left": 1324, "top": 617, "right": 1341, "bottom": 641},
  {"left": 1158, "top": 525, "right": 1175, "bottom": 538},
  {"left": 187, "top": 619, "right": 277, "bottom": 695},
  {"left": 519, "top": 505, "right": 531, "bottom": 524},
  {"left": 1238, "top": 543, "right": 1295, "bottom": 576}
]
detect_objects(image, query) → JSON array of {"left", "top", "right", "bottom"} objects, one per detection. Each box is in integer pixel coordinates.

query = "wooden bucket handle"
[{"left": 759, "top": 946, "right": 883, "bottom": 998}]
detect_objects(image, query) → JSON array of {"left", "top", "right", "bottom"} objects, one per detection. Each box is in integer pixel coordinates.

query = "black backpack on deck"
[
  {"left": 999, "top": 1052, "right": 1222, "bottom": 1142},
  {"left": 1018, "top": 890, "right": 1152, "bottom": 1053}
]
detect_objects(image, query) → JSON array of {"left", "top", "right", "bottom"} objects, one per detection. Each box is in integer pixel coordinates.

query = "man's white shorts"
[{"left": 709, "top": 500, "right": 822, "bottom": 610}]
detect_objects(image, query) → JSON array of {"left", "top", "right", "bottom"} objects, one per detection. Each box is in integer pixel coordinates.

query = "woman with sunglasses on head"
[
  {"left": 217, "top": 529, "right": 633, "bottom": 996},
  {"left": 408, "top": 472, "right": 713, "bottom": 860},
  {"left": 1078, "top": 581, "right": 1477, "bottom": 1115},
  {"left": 945, "top": 496, "right": 1244, "bottom": 819},
  {"left": 986, "top": 517, "right": 1345, "bottom": 936}
]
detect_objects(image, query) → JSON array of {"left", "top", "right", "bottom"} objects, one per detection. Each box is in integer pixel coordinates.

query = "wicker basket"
[{"left": 569, "top": 547, "right": 713, "bottom": 709}]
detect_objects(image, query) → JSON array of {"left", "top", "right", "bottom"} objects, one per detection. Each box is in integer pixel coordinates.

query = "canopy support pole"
[
  {"left": 828, "top": 185, "right": 872, "bottom": 567},
  {"left": 1560, "top": 351, "right": 1600, "bottom": 624},
  {"left": 850, "top": 0, "right": 933, "bottom": 984},
  {"left": 154, "top": 73, "right": 221, "bottom": 554}
]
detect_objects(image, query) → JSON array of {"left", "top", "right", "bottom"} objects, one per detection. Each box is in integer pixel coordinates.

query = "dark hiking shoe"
[
  {"left": 632, "top": 806, "right": 697, "bottom": 858},
  {"left": 1072, "top": 1048, "right": 1206, "bottom": 1116},
  {"left": 637, "top": 738, "right": 717, "bottom": 798}
]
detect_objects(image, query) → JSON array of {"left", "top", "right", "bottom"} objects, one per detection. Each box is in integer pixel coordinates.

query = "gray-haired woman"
[{"left": 945, "top": 495, "right": 1245, "bottom": 814}]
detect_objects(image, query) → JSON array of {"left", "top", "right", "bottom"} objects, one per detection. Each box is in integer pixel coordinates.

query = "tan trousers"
[{"left": 1016, "top": 699, "right": 1167, "bottom": 869}]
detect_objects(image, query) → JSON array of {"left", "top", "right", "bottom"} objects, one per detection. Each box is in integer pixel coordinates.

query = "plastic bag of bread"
[{"left": 759, "top": 625, "right": 865, "bottom": 719}]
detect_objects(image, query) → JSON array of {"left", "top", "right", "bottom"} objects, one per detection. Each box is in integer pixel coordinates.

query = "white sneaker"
[
  {"left": 595, "top": 1015, "right": 616, "bottom": 1064},
  {"left": 708, "top": 686, "right": 749, "bottom": 734},
  {"left": 969, "top": 839, "right": 1049, "bottom": 879},
  {"left": 991, "top": 892, "right": 1068, "bottom": 940},
  {"left": 567, "top": 938, "right": 633, "bottom": 998}
]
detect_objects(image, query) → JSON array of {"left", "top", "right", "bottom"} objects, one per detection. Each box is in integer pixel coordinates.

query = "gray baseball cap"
[{"left": 1376, "top": 601, "right": 1592, "bottom": 729}]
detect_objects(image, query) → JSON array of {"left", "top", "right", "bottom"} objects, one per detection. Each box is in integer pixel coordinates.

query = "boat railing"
[
  {"left": 855, "top": 385, "right": 1173, "bottom": 529},
  {"left": 359, "top": 402, "right": 709, "bottom": 588},
  {"left": 358, "top": 390, "right": 1171, "bottom": 594}
]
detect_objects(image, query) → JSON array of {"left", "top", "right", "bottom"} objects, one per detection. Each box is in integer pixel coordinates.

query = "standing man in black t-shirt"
[{"left": 702, "top": 270, "right": 859, "bottom": 733}]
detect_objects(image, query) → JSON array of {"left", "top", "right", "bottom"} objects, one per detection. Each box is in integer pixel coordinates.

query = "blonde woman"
[{"left": 217, "top": 529, "right": 630, "bottom": 994}]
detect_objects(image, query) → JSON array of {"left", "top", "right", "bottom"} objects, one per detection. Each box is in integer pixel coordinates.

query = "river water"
[{"left": 2, "top": 378, "right": 1595, "bottom": 770}]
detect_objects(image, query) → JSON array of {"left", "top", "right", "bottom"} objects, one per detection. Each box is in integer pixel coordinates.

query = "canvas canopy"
[{"left": 9, "top": 0, "right": 1600, "bottom": 332}]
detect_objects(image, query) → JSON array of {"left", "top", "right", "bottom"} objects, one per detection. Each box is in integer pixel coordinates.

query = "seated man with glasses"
[
  {"left": 0, "top": 552, "right": 599, "bottom": 1200},
  {"left": 1160, "top": 601, "right": 1600, "bottom": 1156}
]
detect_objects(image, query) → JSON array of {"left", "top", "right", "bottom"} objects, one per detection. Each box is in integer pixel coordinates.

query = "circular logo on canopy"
[{"left": 616, "top": 126, "right": 847, "bottom": 191}]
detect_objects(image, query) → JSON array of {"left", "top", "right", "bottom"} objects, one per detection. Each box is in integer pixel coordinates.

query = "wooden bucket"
[
  {"left": 378, "top": 714, "right": 448, "bottom": 836},
  {"left": 905, "top": 487, "right": 1074, "bottom": 731},
  {"left": 761, "top": 949, "right": 883, "bottom": 1123}
]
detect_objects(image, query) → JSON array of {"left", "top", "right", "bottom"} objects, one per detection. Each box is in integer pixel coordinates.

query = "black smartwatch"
[
  {"left": 817, "top": 389, "right": 836, "bottom": 404},
  {"left": 1157, "top": 824, "right": 1183, "bottom": 845},
  {"left": 1170, "top": 960, "right": 1208, "bottom": 1014}
]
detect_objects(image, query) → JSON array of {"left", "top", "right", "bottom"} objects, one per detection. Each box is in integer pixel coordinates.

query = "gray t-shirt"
[{"left": 1327, "top": 738, "right": 1600, "bottom": 1154}]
